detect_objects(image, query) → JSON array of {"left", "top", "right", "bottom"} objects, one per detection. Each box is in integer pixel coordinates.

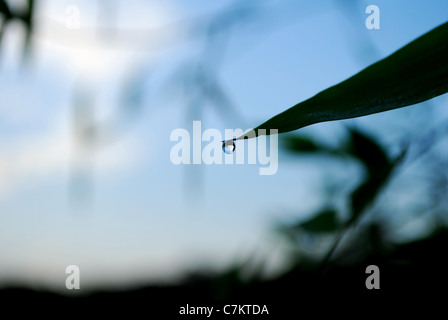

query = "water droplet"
[{"left": 222, "top": 140, "right": 235, "bottom": 154}]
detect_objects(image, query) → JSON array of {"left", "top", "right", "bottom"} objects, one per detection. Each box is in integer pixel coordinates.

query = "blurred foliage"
[
  {"left": 0, "top": 0, "right": 34, "bottom": 61},
  {"left": 282, "top": 128, "right": 404, "bottom": 227}
]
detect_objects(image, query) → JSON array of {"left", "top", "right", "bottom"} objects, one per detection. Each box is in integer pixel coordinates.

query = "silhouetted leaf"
[
  {"left": 347, "top": 128, "right": 390, "bottom": 176},
  {"left": 234, "top": 21, "right": 448, "bottom": 140},
  {"left": 349, "top": 147, "right": 407, "bottom": 223},
  {"left": 350, "top": 178, "right": 384, "bottom": 222},
  {"left": 299, "top": 209, "right": 340, "bottom": 234}
]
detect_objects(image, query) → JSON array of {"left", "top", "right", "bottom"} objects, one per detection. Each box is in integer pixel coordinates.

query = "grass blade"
[{"left": 235, "top": 21, "right": 448, "bottom": 140}]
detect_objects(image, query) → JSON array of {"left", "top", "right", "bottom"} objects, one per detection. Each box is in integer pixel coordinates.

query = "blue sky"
[{"left": 0, "top": 0, "right": 447, "bottom": 291}]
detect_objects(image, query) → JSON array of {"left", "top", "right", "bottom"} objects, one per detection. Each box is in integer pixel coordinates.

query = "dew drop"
[{"left": 222, "top": 140, "right": 236, "bottom": 154}]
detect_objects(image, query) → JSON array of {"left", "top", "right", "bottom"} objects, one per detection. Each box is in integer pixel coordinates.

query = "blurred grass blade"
[
  {"left": 281, "top": 134, "right": 332, "bottom": 154},
  {"left": 236, "top": 21, "right": 448, "bottom": 140},
  {"left": 21, "top": 0, "right": 34, "bottom": 61},
  {"left": 0, "top": 0, "right": 12, "bottom": 47}
]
